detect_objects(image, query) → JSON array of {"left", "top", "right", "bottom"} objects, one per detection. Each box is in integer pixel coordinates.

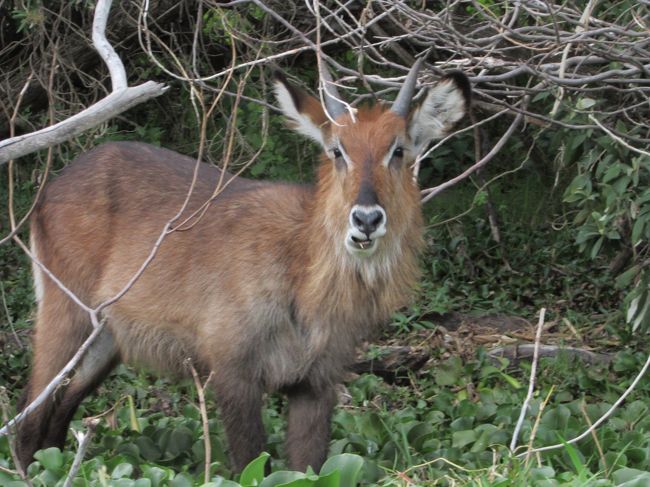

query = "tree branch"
[{"left": 0, "top": 0, "right": 167, "bottom": 165}]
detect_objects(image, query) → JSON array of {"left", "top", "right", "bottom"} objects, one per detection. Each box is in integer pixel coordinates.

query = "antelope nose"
[{"left": 352, "top": 209, "right": 384, "bottom": 237}]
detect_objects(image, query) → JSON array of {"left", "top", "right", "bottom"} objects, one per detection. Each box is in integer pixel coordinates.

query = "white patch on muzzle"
[{"left": 345, "top": 204, "right": 387, "bottom": 257}]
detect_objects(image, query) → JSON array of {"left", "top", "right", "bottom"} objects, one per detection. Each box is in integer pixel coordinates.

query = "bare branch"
[
  {"left": 517, "top": 352, "right": 650, "bottom": 458},
  {"left": 510, "top": 308, "right": 546, "bottom": 453},
  {"left": 0, "top": 0, "right": 167, "bottom": 165},
  {"left": 186, "top": 360, "right": 214, "bottom": 484},
  {"left": 0, "top": 321, "right": 107, "bottom": 437},
  {"left": 0, "top": 82, "right": 167, "bottom": 165},
  {"left": 421, "top": 105, "right": 525, "bottom": 203},
  {"left": 92, "top": 0, "right": 127, "bottom": 91},
  {"left": 62, "top": 419, "right": 99, "bottom": 487}
]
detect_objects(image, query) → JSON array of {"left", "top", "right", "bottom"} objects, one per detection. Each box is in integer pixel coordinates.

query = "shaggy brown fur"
[{"left": 17, "top": 72, "right": 470, "bottom": 472}]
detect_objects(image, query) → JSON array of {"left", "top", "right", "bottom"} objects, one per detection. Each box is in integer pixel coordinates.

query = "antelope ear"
[
  {"left": 408, "top": 72, "right": 471, "bottom": 154},
  {"left": 273, "top": 72, "right": 328, "bottom": 146}
]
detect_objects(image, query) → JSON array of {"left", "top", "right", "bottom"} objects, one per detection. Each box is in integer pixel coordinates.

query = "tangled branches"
[
  {"left": 3, "top": 1, "right": 648, "bottom": 166},
  {"left": 132, "top": 0, "right": 649, "bottom": 195}
]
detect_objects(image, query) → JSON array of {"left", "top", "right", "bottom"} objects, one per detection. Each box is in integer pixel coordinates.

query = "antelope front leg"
[{"left": 285, "top": 382, "right": 337, "bottom": 472}]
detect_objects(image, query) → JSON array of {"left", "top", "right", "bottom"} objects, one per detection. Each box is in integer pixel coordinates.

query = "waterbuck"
[{"left": 17, "top": 62, "right": 470, "bottom": 471}]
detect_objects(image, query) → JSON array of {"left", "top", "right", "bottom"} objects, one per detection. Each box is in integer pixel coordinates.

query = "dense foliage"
[{"left": 1, "top": 0, "right": 649, "bottom": 485}]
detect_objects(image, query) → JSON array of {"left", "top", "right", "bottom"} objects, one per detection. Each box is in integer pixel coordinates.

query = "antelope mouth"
[{"left": 350, "top": 235, "right": 374, "bottom": 250}]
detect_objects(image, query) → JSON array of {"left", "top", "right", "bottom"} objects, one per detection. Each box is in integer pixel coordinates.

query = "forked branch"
[{"left": 0, "top": 0, "right": 167, "bottom": 165}]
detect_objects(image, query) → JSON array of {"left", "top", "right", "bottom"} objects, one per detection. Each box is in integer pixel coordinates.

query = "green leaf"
[
  {"left": 142, "top": 466, "right": 169, "bottom": 487},
  {"left": 576, "top": 97, "right": 596, "bottom": 110},
  {"left": 136, "top": 436, "right": 162, "bottom": 461},
  {"left": 541, "top": 406, "right": 571, "bottom": 431},
  {"left": 499, "top": 372, "right": 522, "bottom": 389},
  {"left": 627, "top": 282, "right": 650, "bottom": 332},
  {"left": 563, "top": 441, "right": 586, "bottom": 475},
  {"left": 320, "top": 454, "right": 364, "bottom": 487},
  {"left": 452, "top": 430, "right": 476, "bottom": 448},
  {"left": 128, "top": 395, "right": 141, "bottom": 432},
  {"left": 631, "top": 294, "right": 650, "bottom": 332},
  {"left": 434, "top": 357, "right": 463, "bottom": 386},
  {"left": 170, "top": 473, "right": 194, "bottom": 487},
  {"left": 602, "top": 163, "right": 622, "bottom": 183},
  {"left": 166, "top": 426, "right": 194, "bottom": 458},
  {"left": 113, "top": 480, "right": 136, "bottom": 487},
  {"left": 473, "top": 190, "right": 488, "bottom": 206},
  {"left": 277, "top": 479, "right": 316, "bottom": 487},
  {"left": 34, "top": 447, "right": 64, "bottom": 471},
  {"left": 530, "top": 466, "right": 555, "bottom": 480},
  {"left": 314, "top": 470, "right": 340, "bottom": 487},
  {"left": 612, "top": 468, "right": 650, "bottom": 485},
  {"left": 258, "top": 472, "right": 308, "bottom": 487},
  {"left": 240, "top": 452, "right": 270, "bottom": 486},
  {"left": 563, "top": 174, "right": 592, "bottom": 203},
  {"left": 632, "top": 217, "right": 647, "bottom": 244},
  {"left": 204, "top": 479, "right": 245, "bottom": 487},
  {"left": 112, "top": 463, "right": 134, "bottom": 479},
  {"left": 616, "top": 266, "right": 640, "bottom": 289},
  {"left": 590, "top": 236, "right": 604, "bottom": 259},
  {"left": 613, "top": 175, "right": 631, "bottom": 195},
  {"left": 532, "top": 91, "right": 551, "bottom": 102}
]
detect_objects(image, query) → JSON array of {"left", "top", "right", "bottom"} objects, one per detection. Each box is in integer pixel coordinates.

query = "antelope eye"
[
  {"left": 393, "top": 147, "right": 404, "bottom": 158},
  {"left": 332, "top": 148, "right": 342, "bottom": 158}
]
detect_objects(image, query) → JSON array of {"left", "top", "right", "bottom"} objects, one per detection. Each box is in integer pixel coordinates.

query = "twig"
[
  {"left": 550, "top": 0, "right": 599, "bottom": 116},
  {"left": 0, "top": 321, "right": 107, "bottom": 437},
  {"left": 1, "top": 1, "right": 231, "bottom": 437},
  {"left": 579, "top": 400, "right": 607, "bottom": 476},
  {"left": 517, "top": 352, "right": 650, "bottom": 457},
  {"left": 413, "top": 108, "right": 508, "bottom": 179},
  {"left": 0, "top": 389, "right": 32, "bottom": 484},
  {"left": 0, "top": 51, "right": 55, "bottom": 245},
  {"left": 510, "top": 308, "right": 546, "bottom": 452},
  {"left": 0, "top": 282, "right": 22, "bottom": 349},
  {"left": 488, "top": 344, "right": 613, "bottom": 366},
  {"left": 524, "top": 385, "right": 555, "bottom": 468},
  {"left": 186, "top": 360, "right": 214, "bottom": 484},
  {"left": 421, "top": 104, "right": 525, "bottom": 203},
  {"left": 0, "top": 0, "right": 167, "bottom": 165},
  {"left": 62, "top": 419, "right": 99, "bottom": 487},
  {"left": 91, "top": 0, "right": 127, "bottom": 91},
  {"left": 588, "top": 114, "right": 650, "bottom": 159},
  {"left": 0, "top": 82, "right": 167, "bottom": 164}
]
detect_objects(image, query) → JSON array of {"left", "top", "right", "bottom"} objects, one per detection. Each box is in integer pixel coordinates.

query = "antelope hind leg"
[
  {"left": 16, "top": 321, "right": 118, "bottom": 469},
  {"left": 213, "top": 378, "right": 267, "bottom": 472}
]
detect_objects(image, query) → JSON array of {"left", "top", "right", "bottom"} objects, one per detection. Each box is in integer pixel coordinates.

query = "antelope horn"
[
  {"left": 319, "top": 62, "right": 346, "bottom": 120},
  {"left": 391, "top": 58, "right": 424, "bottom": 118}
]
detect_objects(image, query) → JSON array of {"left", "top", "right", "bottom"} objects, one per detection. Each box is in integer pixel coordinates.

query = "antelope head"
[{"left": 273, "top": 61, "right": 471, "bottom": 260}]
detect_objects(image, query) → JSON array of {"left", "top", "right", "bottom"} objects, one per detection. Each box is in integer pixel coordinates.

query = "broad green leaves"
[
  {"left": 563, "top": 127, "right": 650, "bottom": 332},
  {"left": 239, "top": 452, "right": 269, "bottom": 486},
  {"left": 233, "top": 453, "right": 363, "bottom": 487}
]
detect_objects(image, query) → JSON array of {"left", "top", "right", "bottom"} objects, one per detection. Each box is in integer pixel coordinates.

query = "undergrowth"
[{"left": 0, "top": 95, "right": 649, "bottom": 486}]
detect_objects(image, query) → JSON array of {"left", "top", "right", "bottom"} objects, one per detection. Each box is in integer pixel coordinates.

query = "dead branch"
[
  {"left": 517, "top": 352, "right": 650, "bottom": 458},
  {"left": 488, "top": 344, "right": 614, "bottom": 366},
  {"left": 510, "top": 308, "right": 546, "bottom": 453},
  {"left": 0, "top": 0, "right": 167, "bottom": 165},
  {"left": 62, "top": 419, "right": 99, "bottom": 487},
  {"left": 186, "top": 360, "right": 214, "bottom": 484},
  {"left": 421, "top": 103, "right": 525, "bottom": 203}
]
